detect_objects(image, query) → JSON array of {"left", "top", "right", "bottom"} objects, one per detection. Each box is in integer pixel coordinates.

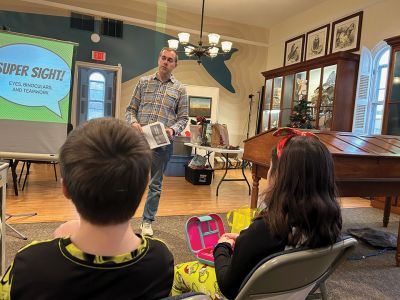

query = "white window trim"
[{"left": 368, "top": 42, "right": 390, "bottom": 134}]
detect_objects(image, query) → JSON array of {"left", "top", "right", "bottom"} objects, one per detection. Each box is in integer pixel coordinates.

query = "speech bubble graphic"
[{"left": 0, "top": 44, "right": 71, "bottom": 116}]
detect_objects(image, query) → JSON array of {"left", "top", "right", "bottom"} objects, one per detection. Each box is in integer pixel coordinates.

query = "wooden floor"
[{"left": 5, "top": 163, "right": 372, "bottom": 224}]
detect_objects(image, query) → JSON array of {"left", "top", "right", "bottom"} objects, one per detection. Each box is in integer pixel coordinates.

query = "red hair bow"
[{"left": 273, "top": 127, "right": 318, "bottom": 159}]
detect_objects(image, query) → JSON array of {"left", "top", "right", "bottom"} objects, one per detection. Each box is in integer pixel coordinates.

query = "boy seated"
[{"left": 0, "top": 118, "right": 174, "bottom": 300}]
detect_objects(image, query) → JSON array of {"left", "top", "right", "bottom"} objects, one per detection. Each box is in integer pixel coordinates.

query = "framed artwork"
[
  {"left": 189, "top": 96, "right": 212, "bottom": 118},
  {"left": 284, "top": 34, "right": 305, "bottom": 66},
  {"left": 330, "top": 11, "right": 363, "bottom": 53},
  {"left": 305, "top": 24, "right": 330, "bottom": 61}
]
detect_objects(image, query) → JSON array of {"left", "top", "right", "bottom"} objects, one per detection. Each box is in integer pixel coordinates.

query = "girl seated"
[{"left": 171, "top": 128, "right": 342, "bottom": 299}]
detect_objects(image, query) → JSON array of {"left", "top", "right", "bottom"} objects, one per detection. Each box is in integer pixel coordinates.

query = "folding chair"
[{"left": 235, "top": 237, "right": 358, "bottom": 300}]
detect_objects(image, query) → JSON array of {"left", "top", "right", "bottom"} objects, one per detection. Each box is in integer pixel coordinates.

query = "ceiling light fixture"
[{"left": 167, "top": 0, "right": 233, "bottom": 64}]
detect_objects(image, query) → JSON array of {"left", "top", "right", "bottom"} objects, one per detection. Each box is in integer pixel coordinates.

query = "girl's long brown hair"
[{"left": 262, "top": 136, "right": 342, "bottom": 248}]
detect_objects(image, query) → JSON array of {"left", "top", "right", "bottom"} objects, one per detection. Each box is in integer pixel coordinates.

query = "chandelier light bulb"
[
  {"left": 221, "top": 41, "right": 233, "bottom": 53},
  {"left": 208, "top": 46, "right": 219, "bottom": 58},
  {"left": 208, "top": 33, "right": 220, "bottom": 46},
  {"left": 168, "top": 39, "right": 179, "bottom": 50},
  {"left": 178, "top": 32, "right": 190, "bottom": 44},
  {"left": 184, "top": 46, "right": 195, "bottom": 57},
  {"left": 165, "top": 0, "right": 232, "bottom": 64}
]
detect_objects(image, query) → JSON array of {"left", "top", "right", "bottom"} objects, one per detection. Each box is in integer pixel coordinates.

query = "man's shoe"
[{"left": 140, "top": 221, "right": 153, "bottom": 236}]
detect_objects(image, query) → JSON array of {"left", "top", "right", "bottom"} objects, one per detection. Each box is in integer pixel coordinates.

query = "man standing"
[{"left": 126, "top": 47, "right": 188, "bottom": 236}]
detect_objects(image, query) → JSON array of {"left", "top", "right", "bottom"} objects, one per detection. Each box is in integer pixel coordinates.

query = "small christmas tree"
[
  {"left": 289, "top": 95, "right": 314, "bottom": 129},
  {"left": 288, "top": 78, "right": 315, "bottom": 129}
]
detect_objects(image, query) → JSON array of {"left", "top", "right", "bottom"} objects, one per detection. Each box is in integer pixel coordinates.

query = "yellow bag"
[{"left": 226, "top": 207, "right": 259, "bottom": 233}]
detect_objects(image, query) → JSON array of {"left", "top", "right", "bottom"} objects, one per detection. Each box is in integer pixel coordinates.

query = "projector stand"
[{"left": 6, "top": 212, "right": 37, "bottom": 240}]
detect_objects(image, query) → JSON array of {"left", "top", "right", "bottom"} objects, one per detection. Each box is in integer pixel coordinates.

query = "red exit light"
[{"left": 92, "top": 51, "right": 106, "bottom": 61}]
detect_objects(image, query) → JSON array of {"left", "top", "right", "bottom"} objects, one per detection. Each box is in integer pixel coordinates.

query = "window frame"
[
  {"left": 368, "top": 45, "right": 390, "bottom": 134},
  {"left": 87, "top": 72, "right": 106, "bottom": 120}
]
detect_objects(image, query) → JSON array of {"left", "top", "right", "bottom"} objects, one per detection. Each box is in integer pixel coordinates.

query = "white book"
[{"left": 141, "top": 122, "right": 171, "bottom": 149}]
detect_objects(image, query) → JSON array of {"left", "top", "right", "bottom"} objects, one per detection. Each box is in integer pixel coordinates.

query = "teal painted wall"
[{"left": 0, "top": 11, "right": 237, "bottom": 92}]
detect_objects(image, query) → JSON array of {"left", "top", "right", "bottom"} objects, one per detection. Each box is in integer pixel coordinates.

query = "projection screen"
[{"left": 0, "top": 30, "right": 77, "bottom": 160}]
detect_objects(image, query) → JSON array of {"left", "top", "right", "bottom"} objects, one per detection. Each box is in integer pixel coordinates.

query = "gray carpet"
[{"left": 4, "top": 207, "right": 400, "bottom": 299}]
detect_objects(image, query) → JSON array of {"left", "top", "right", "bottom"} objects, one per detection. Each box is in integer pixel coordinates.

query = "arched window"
[
  {"left": 87, "top": 72, "right": 105, "bottom": 120},
  {"left": 369, "top": 46, "right": 390, "bottom": 134},
  {"left": 352, "top": 43, "right": 390, "bottom": 134}
]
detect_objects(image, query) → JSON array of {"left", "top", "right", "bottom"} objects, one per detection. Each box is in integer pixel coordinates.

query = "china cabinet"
[
  {"left": 382, "top": 35, "right": 400, "bottom": 135},
  {"left": 259, "top": 52, "right": 359, "bottom": 132}
]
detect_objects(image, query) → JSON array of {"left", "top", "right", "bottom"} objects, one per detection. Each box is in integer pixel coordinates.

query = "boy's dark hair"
[
  {"left": 59, "top": 118, "right": 152, "bottom": 225},
  {"left": 263, "top": 136, "right": 342, "bottom": 248}
]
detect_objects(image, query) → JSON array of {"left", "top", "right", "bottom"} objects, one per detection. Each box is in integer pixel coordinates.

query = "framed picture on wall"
[
  {"left": 284, "top": 34, "right": 305, "bottom": 66},
  {"left": 305, "top": 24, "right": 330, "bottom": 61},
  {"left": 330, "top": 11, "right": 363, "bottom": 53},
  {"left": 189, "top": 96, "right": 212, "bottom": 118}
]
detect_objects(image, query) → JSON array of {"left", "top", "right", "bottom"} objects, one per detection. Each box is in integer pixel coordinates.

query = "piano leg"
[
  {"left": 383, "top": 196, "right": 400, "bottom": 267},
  {"left": 250, "top": 171, "right": 260, "bottom": 209},
  {"left": 397, "top": 222, "right": 400, "bottom": 267},
  {"left": 383, "top": 196, "right": 392, "bottom": 227}
]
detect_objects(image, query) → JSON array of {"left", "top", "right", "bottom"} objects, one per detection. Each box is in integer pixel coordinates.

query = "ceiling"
[{"left": 135, "top": 0, "right": 330, "bottom": 28}]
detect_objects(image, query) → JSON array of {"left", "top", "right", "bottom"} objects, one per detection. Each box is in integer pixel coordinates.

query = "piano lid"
[{"left": 243, "top": 130, "right": 400, "bottom": 167}]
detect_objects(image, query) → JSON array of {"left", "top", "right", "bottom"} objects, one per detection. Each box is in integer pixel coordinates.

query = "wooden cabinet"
[
  {"left": 259, "top": 52, "right": 359, "bottom": 133},
  {"left": 382, "top": 35, "right": 400, "bottom": 135}
]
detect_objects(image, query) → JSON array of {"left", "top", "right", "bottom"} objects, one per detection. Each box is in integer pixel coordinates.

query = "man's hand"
[
  {"left": 131, "top": 122, "right": 143, "bottom": 133},
  {"left": 165, "top": 128, "right": 174, "bottom": 139}
]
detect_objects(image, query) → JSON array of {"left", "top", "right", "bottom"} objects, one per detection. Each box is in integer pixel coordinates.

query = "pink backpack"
[{"left": 184, "top": 214, "right": 226, "bottom": 266}]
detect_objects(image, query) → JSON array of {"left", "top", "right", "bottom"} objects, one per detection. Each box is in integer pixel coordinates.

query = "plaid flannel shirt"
[{"left": 125, "top": 73, "right": 188, "bottom": 135}]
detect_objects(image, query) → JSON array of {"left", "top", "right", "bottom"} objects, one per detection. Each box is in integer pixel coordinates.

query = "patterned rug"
[{"left": 4, "top": 207, "right": 400, "bottom": 299}]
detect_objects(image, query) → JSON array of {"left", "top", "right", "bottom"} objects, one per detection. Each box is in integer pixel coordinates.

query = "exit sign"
[{"left": 92, "top": 51, "right": 106, "bottom": 61}]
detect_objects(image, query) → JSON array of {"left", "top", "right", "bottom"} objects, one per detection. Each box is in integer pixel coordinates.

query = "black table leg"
[
  {"left": 216, "top": 153, "right": 229, "bottom": 197},
  {"left": 9, "top": 159, "right": 19, "bottom": 196},
  {"left": 216, "top": 154, "right": 251, "bottom": 197}
]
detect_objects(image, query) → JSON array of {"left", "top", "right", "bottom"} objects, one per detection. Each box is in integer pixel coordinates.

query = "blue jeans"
[{"left": 143, "top": 143, "right": 173, "bottom": 222}]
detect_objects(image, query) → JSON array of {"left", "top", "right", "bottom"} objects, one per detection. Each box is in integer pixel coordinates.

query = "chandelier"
[{"left": 167, "top": 0, "right": 233, "bottom": 64}]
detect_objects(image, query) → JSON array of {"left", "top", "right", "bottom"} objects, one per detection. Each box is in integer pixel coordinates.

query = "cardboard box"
[{"left": 185, "top": 165, "right": 213, "bottom": 185}]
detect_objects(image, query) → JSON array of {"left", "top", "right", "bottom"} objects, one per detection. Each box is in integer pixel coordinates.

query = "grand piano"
[{"left": 243, "top": 130, "right": 400, "bottom": 266}]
